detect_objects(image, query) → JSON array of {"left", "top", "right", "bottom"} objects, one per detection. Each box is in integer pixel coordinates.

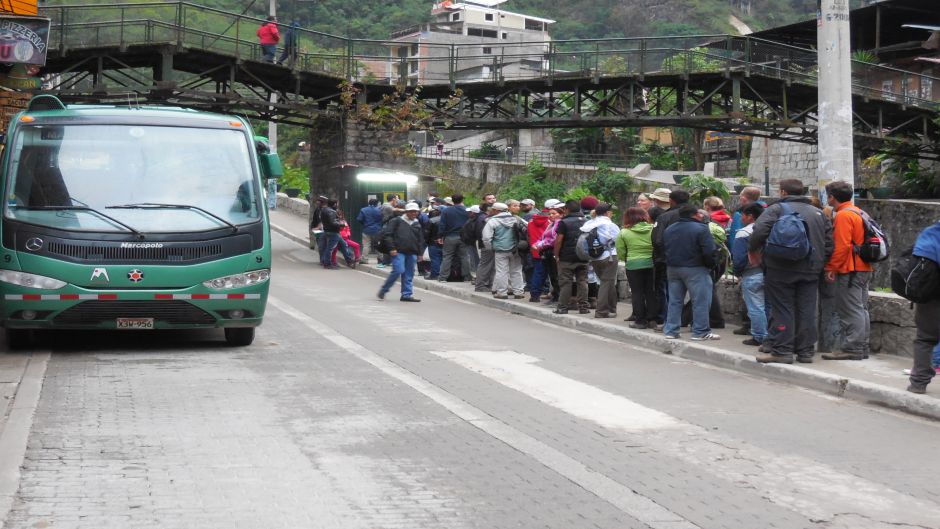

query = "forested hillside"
[{"left": 180, "top": 0, "right": 867, "bottom": 40}]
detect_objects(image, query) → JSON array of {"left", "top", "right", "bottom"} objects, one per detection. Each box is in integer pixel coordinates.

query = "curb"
[{"left": 270, "top": 223, "right": 940, "bottom": 422}]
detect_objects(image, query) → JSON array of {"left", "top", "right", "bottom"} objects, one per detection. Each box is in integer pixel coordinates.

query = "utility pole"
[
  {"left": 816, "top": 0, "right": 853, "bottom": 190},
  {"left": 268, "top": 0, "right": 278, "bottom": 153}
]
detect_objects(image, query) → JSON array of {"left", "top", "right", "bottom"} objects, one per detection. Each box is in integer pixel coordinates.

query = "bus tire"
[
  {"left": 224, "top": 327, "right": 255, "bottom": 347},
  {"left": 6, "top": 329, "right": 33, "bottom": 350}
]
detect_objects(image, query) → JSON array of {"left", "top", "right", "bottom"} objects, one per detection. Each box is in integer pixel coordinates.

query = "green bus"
[{"left": 0, "top": 96, "right": 282, "bottom": 348}]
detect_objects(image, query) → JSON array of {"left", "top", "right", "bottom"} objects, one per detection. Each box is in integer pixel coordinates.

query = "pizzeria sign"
[{"left": 0, "top": 16, "right": 51, "bottom": 66}]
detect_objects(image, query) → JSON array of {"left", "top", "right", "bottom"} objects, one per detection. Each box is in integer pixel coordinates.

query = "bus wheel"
[
  {"left": 6, "top": 329, "right": 34, "bottom": 350},
  {"left": 224, "top": 327, "right": 255, "bottom": 347}
]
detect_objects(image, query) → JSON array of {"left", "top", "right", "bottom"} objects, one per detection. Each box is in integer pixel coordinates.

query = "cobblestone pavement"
[{"left": 2, "top": 233, "right": 939, "bottom": 529}]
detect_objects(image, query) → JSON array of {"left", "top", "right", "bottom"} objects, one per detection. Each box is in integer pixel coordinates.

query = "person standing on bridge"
[
  {"left": 257, "top": 16, "right": 280, "bottom": 63},
  {"left": 277, "top": 20, "right": 300, "bottom": 66}
]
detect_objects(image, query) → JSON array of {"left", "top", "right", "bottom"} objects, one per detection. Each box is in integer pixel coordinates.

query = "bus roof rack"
[{"left": 27, "top": 95, "right": 67, "bottom": 112}]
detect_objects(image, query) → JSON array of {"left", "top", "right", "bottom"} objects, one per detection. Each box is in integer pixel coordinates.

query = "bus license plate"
[{"left": 116, "top": 318, "right": 154, "bottom": 329}]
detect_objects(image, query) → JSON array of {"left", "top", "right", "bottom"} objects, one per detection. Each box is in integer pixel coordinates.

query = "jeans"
[
  {"left": 740, "top": 272, "right": 768, "bottom": 342},
  {"left": 764, "top": 270, "right": 819, "bottom": 358},
  {"left": 493, "top": 251, "right": 524, "bottom": 295},
  {"left": 380, "top": 253, "right": 417, "bottom": 298},
  {"left": 557, "top": 260, "right": 588, "bottom": 309},
  {"left": 320, "top": 232, "right": 349, "bottom": 266},
  {"left": 440, "top": 235, "right": 470, "bottom": 280},
  {"left": 428, "top": 245, "right": 443, "bottom": 277},
  {"left": 910, "top": 299, "right": 939, "bottom": 388},
  {"left": 934, "top": 343, "right": 940, "bottom": 369},
  {"left": 528, "top": 259, "right": 547, "bottom": 298},
  {"left": 664, "top": 266, "right": 713, "bottom": 338},
  {"left": 833, "top": 271, "right": 871, "bottom": 355},
  {"left": 260, "top": 44, "right": 277, "bottom": 62},
  {"left": 625, "top": 267, "right": 657, "bottom": 324},
  {"left": 543, "top": 255, "right": 559, "bottom": 300},
  {"left": 592, "top": 256, "right": 619, "bottom": 315}
]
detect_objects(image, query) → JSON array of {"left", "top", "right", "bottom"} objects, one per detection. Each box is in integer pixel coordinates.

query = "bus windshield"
[{"left": 3, "top": 124, "right": 261, "bottom": 233}]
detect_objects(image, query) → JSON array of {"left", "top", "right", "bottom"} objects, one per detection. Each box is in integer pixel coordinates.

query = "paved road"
[{"left": 2, "top": 232, "right": 939, "bottom": 529}]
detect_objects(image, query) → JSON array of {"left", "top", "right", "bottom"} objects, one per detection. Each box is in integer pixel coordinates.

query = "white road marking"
[
  {"left": 269, "top": 296, "right": 700, "bottom": 529},
  {"left": 432, "top": 349, "right": 680, "bottom": 432}
]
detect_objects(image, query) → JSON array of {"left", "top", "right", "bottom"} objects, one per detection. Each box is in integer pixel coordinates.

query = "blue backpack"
[{"left": 765, "top": 202, "right": 812, "bottom": 261}]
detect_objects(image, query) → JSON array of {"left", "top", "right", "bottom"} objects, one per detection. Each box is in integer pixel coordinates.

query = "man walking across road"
[
  {"left": 662, "top": 205, "right": 719, "bottom": 340},
  {"left": 749, "top": 179, "right": 833, "bottom": 364},
  {"left": 553, "top": 199, "right": 589, "bottom": 315},
  {"left": 483, "top": 202, "right": 528, "bottom": 299},
  {"left": 438, "top": 193, "right": 471, "bottom": 282},
  {"left": 822, "top": 181, "right": 873, "bottom": 361},
  {"left": 378, "top": 202, "right": 425, "bottom": 302}
]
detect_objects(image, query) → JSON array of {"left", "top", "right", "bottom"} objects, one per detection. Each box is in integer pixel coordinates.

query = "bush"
[
  {"left": 280, "top": 165, "right": 310, "bottom": 194},
  {"left": 679, "top": 174, "right": 729, "bottom": 204},
  {"left": 582, "top": 163, "right": 634, "bottom": 204},
  {"left": 499, "top": 160, "right": 566, "bottom": 204},
  {"left": 469, "top": 142, "right": 503, "bottom": 160}
]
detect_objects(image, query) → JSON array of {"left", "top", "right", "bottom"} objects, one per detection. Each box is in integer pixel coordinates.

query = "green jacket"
[{"left": 615, "top": 222, "right": 654, "bottom": 270}]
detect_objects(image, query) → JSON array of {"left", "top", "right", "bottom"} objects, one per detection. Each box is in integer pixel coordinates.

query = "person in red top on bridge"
[{"left": 257, "top": 16, "right": 280, "bottom": 63}]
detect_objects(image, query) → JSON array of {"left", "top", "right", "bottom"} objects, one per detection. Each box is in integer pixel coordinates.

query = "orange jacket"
[{"left": 825, "top": 202, "right": 873, "bottom": 274}]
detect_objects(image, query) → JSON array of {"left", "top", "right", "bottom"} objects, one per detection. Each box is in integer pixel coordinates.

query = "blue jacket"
[
  {"left": 914, "top": 221, "right": 940, "bottom": 264},
  {"left": 356, "top": 205, "right": 383, "bottom": 236},
  {"left": 439, "top": 204, "right": 468, "bottom": 237},
  {"left": 731, "top": 224, "right": 758, "bottom": 276},
  {"left": 664, "top": 218, "right": 716, "bottom": 268},
  {"left": 728, "top": 200, "right": 767, "bottom": 241}
]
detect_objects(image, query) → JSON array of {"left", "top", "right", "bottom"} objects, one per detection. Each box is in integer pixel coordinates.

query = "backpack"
[
  {"left": 846, "top": 208, "right": 890, "bottom": 263},
  {"left": 374, "top": 222, "right": 393, "bottom": 253},
  {"left": 459, "top": 220, "right": 476, "bottom": 246},
  {"left": 513, "top": 221, "right": 530, "bottom": 254},
  {"left": 890, "top": 248, "right": 940, "bottom": 303},
  {"left": 575, "top": 227, "right": 609, "bottom": 261},
  {"left": 764, "top": 202, "right": 812, "bottom": 261}
]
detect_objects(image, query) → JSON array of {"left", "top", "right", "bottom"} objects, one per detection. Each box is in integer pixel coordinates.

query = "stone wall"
[
  {"left": 856, "top": 198, "right": 940, "bottom": 288},
  {"left": 747, "top": 137, "right": 819, "bottom": 193}
]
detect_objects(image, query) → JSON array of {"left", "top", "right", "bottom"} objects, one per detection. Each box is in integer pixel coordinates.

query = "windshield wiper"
[
  {"left": 13, "top": 205, "right": 144, "bottom": 237},
  {"left": 106, "top": 203, "right": 238, "bottom": 233}
]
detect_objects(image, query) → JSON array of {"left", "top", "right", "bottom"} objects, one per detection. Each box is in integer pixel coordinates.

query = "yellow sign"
[{"left": 0, "top": 0, "right": 38, "bottom": 16}]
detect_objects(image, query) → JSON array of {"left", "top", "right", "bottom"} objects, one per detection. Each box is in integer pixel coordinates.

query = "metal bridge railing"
[{"left": 39, "top": 2, "right": 940, "bottom": 111}]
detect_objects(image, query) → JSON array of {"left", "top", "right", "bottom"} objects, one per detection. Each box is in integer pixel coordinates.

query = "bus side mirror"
[{"left": 259, "top": 152, "right": 283, "bottom": 179}]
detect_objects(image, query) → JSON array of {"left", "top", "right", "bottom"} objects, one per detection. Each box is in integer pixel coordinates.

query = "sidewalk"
[{"left": 269, "top": 208, "right": 940, "bottom": 421}]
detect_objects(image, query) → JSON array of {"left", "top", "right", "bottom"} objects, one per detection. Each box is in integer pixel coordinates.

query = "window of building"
[
  {"left": 397, "top": 47, "right": 408, "bottom": 58},
  {"left": 411, "top": 44, "right": 418, "bottom": 55},
  {"left": 452, "top": 12, "right": 460, "bottom": 21},
  {"left": 525, "top": 18, "right": 544, "bottom": 31},
  {"left": 468, "top": 27, "right": 498, "bottom": 38},
  {"left": 410, "top": 61, "right": 419, "bottom": 73},
  {"left": 921, "top": 77, "right": 934, "bottom": 100},
  {"left": 485, "top": 13, "right": 494, "bottom": 21},
  {"left": 502, "top": 32, "right": 508, "bottom": 39},
  {"left": 483, "top": 47, "right": 492, "bottom": 54}
]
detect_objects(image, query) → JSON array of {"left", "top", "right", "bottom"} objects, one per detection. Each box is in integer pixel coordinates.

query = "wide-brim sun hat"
[
  {"left": 404, "top": 202, "right": 420, "bottom": 211},
  {"left": 650, "top": 188, "right": 672, "bottom": 203}
]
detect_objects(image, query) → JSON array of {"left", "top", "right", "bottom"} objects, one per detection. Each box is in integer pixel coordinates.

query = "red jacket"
[
  {"left": 527, "top": 213, "right": 550, "bottom": 258},
  {"left": 710, "top": 209, "right": 732, "bottom": 228},
  {"left": 257, "top": 22, "right": 280, "bottom": 45}
]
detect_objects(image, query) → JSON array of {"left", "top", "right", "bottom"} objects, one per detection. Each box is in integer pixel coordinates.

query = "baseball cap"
[
  {"left": 521, "top": 199, "right": 535, "bottom": 206},
  {"left": 468, "top": 205, "right": 481, "bottom": 214},
  {"left": 404, "top": 202, "right": 420, "bottom": 211},
  {"left": 492, "top": 202, "right": 509, "bottom": 211},
  {"left": 544, "top": 199, "right": 562, "bottom": 209},
  {"left": 444, "top": 197, "right": 454, "bottom": 205}
]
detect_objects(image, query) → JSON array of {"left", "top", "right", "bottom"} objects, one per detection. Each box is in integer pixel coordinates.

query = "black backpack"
[
  {"left": 846, "top": 208, "right": 890, "bottom": 263},
  {"left": 513, "top": 221, "right": 530, "bottom": 254},
  {"left": 374, "top": 221, "right": 394, "bottom": 253},
  {"left": 459, "top": 219, "right": 476, "bottom": 246},
  {"left": 890, "top": 247, "right": 940, "bottom": 303}
]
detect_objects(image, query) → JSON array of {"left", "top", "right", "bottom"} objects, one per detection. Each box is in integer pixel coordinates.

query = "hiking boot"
[
  {"left": 756, "top": 353, "right": 793, "bottom": 364},
  {"left": 742, "top": 338, "right": 762, "bottom": 346},
  {"left": 513, "top": 294, "right": 526, "bottom": 299},
  {"left": 653, "top": 323, "right": 665, "bottom": 332},
  {"left": 377, "top": 290, "right": 386, "bottom": 300},
  {"left": 907, "top": 384, "right": 927, "bottom": 395},
  {"left": 629, "top": 322, "right": 648, "bottom": 329},
  {"left": 797, "top": 356, "right": 815, "bottom": 364},
  {"left": 494, "top": 294, "right": 508, "bottom": 299},
  {"left": 626, "top": 314, "right": 637, "bottom": 322},
  {"left": 733, "top": 326, "right": 750, "bottom": 335},
  {"left": 528, "top": 296, "right": 541, "bottom": 303},
  {"left": 552, "top": 308, "right": 569, "bottom": 315},
  {"left": 821, "top": 352, "right": 864, "bottom": 361},
  {"left": 594, "top": 312, "right": 615, "bottom": 319},
  {"left": 400, "top": 296, "right": 421, "bottom": 302},
  {"left": 578, "top": 308, "right": 591, "bottom": 314}
]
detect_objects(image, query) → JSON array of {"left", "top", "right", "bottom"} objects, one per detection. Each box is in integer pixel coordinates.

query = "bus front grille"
[
  {"left": 53, "top": 301, "right": 216, "bottom": 325},
  {"left": 45, "top": 241, "right": 224, "bottom": 262}
]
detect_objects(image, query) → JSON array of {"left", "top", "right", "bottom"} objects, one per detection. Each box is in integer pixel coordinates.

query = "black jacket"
[
  {"left": 663, "top": 218, "right": 716, "bottom": 269},
  {"left": 383, "top": 215, "right": 426, "bottom": 255},
  {"left": 320, "top": 207, "right": 342, "bottom": 233},
  {"left": 474, "top": 213, "right": 490, "bottom": 249},
  {"left": 651, "top": 206, "right": 681, "bottom": 265},
  {"left": 749, "top": 196, "right": 833, "bottom": 275},
  {"left": 556, "top": 213, "right": 586, "bottom": 262}
]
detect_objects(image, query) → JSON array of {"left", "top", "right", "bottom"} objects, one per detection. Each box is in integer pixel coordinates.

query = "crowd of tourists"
[{"left": 308, "top": 179, "right": 940, "bottom": 395}]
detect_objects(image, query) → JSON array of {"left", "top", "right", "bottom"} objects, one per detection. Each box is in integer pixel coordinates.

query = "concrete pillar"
[{"left": 816, "top": 0, "right": 854, "bottom": 187}]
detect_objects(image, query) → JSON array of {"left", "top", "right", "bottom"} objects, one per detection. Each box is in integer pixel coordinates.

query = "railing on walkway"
[
  {"left": 39, "top": 2, "right": 940, "bottom": 111},
  {"left": 417, "top": 147, "right": 650, "bottom": 172}
]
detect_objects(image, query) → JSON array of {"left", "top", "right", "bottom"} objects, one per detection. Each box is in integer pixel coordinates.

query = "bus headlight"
[
  {"left": 0, "top": 270, "right": 67, "bottom": 289},
  {"left": 203, "top": 269, "right": 270, "bottom": 290}
]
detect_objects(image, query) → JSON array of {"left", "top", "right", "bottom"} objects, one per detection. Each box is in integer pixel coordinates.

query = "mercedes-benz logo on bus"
[{"left": 25, "top": 238, "right": 43, "bottom": 251}]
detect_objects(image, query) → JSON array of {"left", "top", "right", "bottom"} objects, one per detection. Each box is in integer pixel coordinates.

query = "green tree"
[{"left": 499, "top": 160, "right": 567, "bottom": 205}]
